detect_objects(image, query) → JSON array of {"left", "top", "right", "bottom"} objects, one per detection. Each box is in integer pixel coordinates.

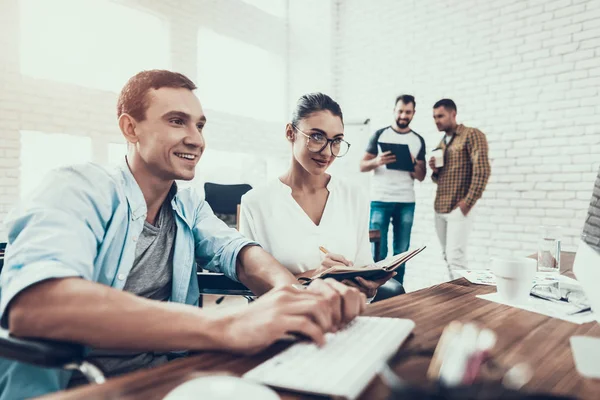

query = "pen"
[{"left": 319, "top": 246, "right": 329, "bottom": 254}]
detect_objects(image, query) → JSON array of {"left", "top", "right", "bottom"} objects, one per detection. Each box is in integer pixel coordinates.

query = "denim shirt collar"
[
  {"left": 118, "top": 157, "right": 147, "bottom": 221},
  {"left": 118, "top": 157, "right": 193, "bottom": 229}
]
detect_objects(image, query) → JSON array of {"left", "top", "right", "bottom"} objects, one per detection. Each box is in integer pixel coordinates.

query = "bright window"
[
  {"left": 19, "top": 0, "right": 170, "bottom": 92},
  {"left": 20, "top": 131, "right": 92, "bottom": 198},
  {"left": 197, "top": 28, "right": 286, "bottom": 122}
]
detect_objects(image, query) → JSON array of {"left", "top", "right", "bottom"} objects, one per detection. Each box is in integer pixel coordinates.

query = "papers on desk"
[
  {"left": 456, "top": 270, "right": 579, "bottom": 286},
  {"left": 466, "top": 270, "right": 595, "bottom": 324},
  {"left": 476, "top": 293, "right": 596, "bottom": 324},
  {"left": 456, "top": 270, "right": 496, "bottom": 285}
]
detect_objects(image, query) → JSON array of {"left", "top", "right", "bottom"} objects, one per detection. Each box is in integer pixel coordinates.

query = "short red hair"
[{"left": 117, "top": 70, "right": 197, "bottom": 121}]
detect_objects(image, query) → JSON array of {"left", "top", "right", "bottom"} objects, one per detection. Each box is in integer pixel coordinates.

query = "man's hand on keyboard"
[
  {"left": 221, "top": 281, "right": 365, "bottom": 355},
  {"left": 307, "top": 279, "right": 366, "bottom": 326},
  {"left": 222, "top": 285, "right": 334, "bottom": 354}
]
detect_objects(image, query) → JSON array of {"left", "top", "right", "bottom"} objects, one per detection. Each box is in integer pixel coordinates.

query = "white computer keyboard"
[{"left": 243, "top": 316, "right": 415, "bottom": 400}]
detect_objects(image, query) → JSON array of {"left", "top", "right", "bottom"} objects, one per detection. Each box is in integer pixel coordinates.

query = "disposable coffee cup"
[
  {"left": 431, "top": 148, "right": 444, "bottom": 167},
  {"left": 491, "top": 257, "right": 536, "bottom": 305}
]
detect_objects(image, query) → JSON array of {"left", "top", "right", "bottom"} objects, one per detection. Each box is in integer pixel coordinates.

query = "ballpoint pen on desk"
[{"left": 568, "top": 306, "right": 593, "bottom": 315}]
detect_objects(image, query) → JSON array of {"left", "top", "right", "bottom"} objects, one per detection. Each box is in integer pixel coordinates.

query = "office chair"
[
  {"left": 0, "top": 242, "right": 106, "bottom": 384},
  {"left": 203, "top": 182, "right": 252, "bottom": 229},
  {"left": 197, "top": 270, "right": 253, "bottom": 307},
  {"left": 200, "top": 183, "right": 255, "bottom": 305}
]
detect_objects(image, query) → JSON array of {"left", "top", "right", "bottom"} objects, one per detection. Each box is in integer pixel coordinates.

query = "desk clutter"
[
  {"left": 382, "top": 320, "right": 576, "bottom": 400},
  {"left": 457, "top": 269, "right": 595, "bottom": 324},
  {"left": 171, "top": 318, "right": 575, "bottom": 400},
  {"left": 243, "top": 317, "right": 564, "bottom": 399}
]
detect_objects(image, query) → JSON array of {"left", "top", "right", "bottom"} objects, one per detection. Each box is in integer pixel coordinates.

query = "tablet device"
[{"left": 378, "top": 143, "right": 414, "bottom": 172}]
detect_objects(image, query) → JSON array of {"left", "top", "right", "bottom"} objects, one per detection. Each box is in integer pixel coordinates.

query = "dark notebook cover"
[{"left": 298, "top": 246, "right": 426, "bottom": 284}]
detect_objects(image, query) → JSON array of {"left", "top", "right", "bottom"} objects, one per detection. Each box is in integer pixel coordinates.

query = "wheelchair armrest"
[
  {"left": 0, "top": 327, "right": 85, "bottom": 368},
  {"left": 197, "top": 271, "right": 254, "bottom": 296}
]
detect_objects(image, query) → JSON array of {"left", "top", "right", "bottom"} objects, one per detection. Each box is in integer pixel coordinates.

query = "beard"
[{"left": 396, "top": 118, "right": 411, "bottom": 129}]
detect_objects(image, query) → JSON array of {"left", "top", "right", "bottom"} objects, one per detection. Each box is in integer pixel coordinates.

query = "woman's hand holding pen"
[
  {"left": 320, "top": 248, "right": 353, "bottom": 269},
  {"left": 319, "top": 246, "right": 395, "bottom": 299},
  {"left": 295, "top": 250, "right": 353, "bottom": 282}
]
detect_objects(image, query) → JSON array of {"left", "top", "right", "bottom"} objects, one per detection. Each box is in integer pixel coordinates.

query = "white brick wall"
[{"left": 334, "top": 0, "right": 600, "bottom": 291}]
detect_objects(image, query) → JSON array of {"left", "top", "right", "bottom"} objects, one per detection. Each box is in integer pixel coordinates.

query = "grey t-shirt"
[{"left": 69, "top": 199, "right": 177, "bottom": 386}]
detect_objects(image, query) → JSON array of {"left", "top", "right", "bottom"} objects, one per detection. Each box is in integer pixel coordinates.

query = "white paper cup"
[
  {"left": 491, "top": 257, "right": 537, "bottom": 304},
  {"left": 431, "top": 149, "right": 444, "bottom": 167}
]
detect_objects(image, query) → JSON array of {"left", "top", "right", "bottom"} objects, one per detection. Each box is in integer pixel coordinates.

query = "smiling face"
[
  {"left": 394, "top": 100, "right": 415, "bottom": 129},
  {"left": 288, "top": 110, "right": 345, "bottom": 175},
  {"left": 123, "top": 87, "right": 206, "bottom": 181}
]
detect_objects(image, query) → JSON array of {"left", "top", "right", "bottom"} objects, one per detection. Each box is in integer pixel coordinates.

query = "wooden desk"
[{"left": 41, "top": 252, "right": 600, "bottom": 400}]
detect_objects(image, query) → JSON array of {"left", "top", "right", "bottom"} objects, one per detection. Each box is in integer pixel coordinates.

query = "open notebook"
[{"left": 298, "top": 246, "right": 426, "bottom": 283}]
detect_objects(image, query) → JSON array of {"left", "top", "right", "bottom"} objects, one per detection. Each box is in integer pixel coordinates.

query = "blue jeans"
[{"left": 369, "top": 201, "right": 416, "bottom": 284}]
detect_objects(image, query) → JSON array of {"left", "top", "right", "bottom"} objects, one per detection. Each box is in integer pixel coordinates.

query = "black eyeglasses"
[{"left": 292, "top": 125, "right": 351, "bottom": 158}]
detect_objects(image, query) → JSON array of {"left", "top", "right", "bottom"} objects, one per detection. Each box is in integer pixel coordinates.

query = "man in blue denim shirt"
[{"left": 0, "top": 70, "right": 365, "bottom": 399}]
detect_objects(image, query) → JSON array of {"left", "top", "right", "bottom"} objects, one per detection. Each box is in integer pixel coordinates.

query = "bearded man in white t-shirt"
[{"left": 359, "top": 95, "right": 426, "bottom": 285}]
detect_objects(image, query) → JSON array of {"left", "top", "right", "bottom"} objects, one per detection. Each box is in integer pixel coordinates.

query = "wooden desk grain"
[{"left": 40, "top": 252, "right": 600, "bottom": 400}]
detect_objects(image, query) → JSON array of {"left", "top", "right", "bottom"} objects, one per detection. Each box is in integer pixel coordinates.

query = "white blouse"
[{"left": 239, "top": 176, "right": 374, "bottom": 275}]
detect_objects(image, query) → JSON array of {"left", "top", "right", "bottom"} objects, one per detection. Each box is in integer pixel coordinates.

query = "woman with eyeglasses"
[{"left": 239, "top": 93, "right": 404, "bottom": 301}]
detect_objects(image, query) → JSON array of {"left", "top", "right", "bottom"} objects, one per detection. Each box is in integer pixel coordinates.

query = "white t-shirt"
[
  {"left": 239, "top": 176, "right": 374, "bottom": 275},
  {"left": 365, "top": 127, "right": 426, "bottom": 203}
]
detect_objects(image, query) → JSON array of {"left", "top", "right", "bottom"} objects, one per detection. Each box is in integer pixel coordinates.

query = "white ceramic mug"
[
  {"left": 491, "top": 257, "right": 537, "bottom": 304},
  {"left": 431, "top": 148, "right": 444, "bottom": 167}
]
